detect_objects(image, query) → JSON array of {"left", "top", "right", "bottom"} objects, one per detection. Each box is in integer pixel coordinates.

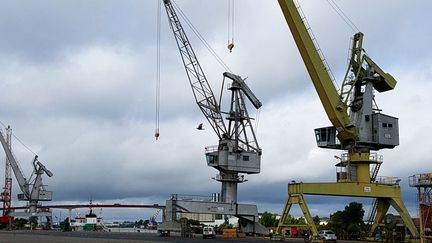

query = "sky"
[{"left": 0, "top": 0, "right": 431, "bottom": 223}]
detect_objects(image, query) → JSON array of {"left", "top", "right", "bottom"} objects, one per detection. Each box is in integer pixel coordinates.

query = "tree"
[
  {"left": 313, "top": 215, "right": 320, "bottom": 225},
  {"left": 343, "top": 202, "right": 364, "bottom": 226},
  {"left": 60, "top": 218, "right": 71, "bottom": 231},
  {"left": 327, "top": 202, "right": 365, "bottom": 240},
  {"left": 187, "top": 218, "right": 201, "bottom": 226},
  {"left": 329, "top": 211, "right": 344, "bottom": 236},
  {"left": 344, "top": 202, "right": 365, "bottom": 239},
  {"left": 14, "top": 218, "right": 28, "bottom": 229},
  {"left": 29, "top": 216, "right": 38, "bottom": 228},
  {"left": 134, "top": 219, "right": 145, "bottom": 227},
  {"left": 259, "top": 211, "right": 279, "bottom": 227},
  {"left": 143, "top": 219, "right": 150, "bottom": 228},
  {"left": 281, "top": 214, "right": 306, "bottom": 225},
  {"left": 217, "top": 222, "right": 234, "bottom": 234}
]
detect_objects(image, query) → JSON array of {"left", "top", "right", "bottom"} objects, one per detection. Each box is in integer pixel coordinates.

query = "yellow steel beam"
[
  {"left": 277, "top": 194, "right": 319, "bottom": 238},
  {"left": 389, "top": 197, "right": 419, "bottom": 237},
  {"left": 288, "top": 182, "right": 402, "bottom": 198},
  {"left": 278, "top": 0, "right": 356, "bottom": 143},
  {"left": 363, "top": 55, "right": 397, "bottom": 92},
  {"left": 371, "top": 198, "right": 390, "bottom": 236},
  {"left": 277, "top": 196, "right": 293, "bottom": 234}
]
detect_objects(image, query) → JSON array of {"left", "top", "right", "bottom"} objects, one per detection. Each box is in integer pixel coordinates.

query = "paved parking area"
[{"left": 0, "top": 230, "right": 381, "bottom": 243}]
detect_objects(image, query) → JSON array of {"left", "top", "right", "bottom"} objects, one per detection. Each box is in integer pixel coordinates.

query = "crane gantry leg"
[
  {"left": 277, "top": 181, "right": 418, "bottom": 239},
  {"left": 278, "top": 192, "right": 318, "bottom": 238}
]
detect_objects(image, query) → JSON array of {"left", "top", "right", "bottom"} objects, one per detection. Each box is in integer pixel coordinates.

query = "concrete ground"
[
  {"left": 0, "top": 230, "right": 381, "bottom": 243},
  {"left": 0, "top": 230, "right": 271, "bottom": 243}
]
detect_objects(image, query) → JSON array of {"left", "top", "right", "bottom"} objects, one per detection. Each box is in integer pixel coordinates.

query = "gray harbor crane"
[
  {"left": 0, "top": 126, "right": 53, "bottom": 219},
  {"left": 159, "top": 0, "right": 267, "bottom": 234}
]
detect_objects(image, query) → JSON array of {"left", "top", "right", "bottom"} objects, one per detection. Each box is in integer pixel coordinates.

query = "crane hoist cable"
[
  {"left": 254, "top": 109, "right": 261, "bottom": 136},
  {"left": 325, "top": 0, "right": 360, "bottom": 33},
  {"left": 155, "top": 0, "right": 162, "bottom": 140},
  {"left": 172, "top": 0, "right": 232, "bottom": 73},
  {"left": 292, "top": 0, "right": 339, "bottom": 90},
  {"left": 227, "top": 0, "right": 235, "bottom": 52},
  {"left": 0, "top": 121, "right": 37, "bottom": 156}
]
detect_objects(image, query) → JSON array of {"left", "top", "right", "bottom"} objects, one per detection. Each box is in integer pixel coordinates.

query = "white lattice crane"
[
  {"left": 163, "top": 0, "right": 262, "bottom": 205},
  {"left": 163, "top": 0, "right": 262, "bottom": 204}
]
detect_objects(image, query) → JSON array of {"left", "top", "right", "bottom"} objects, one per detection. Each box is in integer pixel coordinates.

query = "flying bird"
[{"left": 197, "top": 123, "right": 204, "bottom": 130}]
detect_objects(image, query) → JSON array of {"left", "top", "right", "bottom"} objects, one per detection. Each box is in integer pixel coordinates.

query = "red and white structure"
[{"left": 0, "top": 126, "right": 13, "bottom": 224}]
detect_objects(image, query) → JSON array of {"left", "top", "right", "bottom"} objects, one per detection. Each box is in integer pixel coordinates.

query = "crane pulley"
[
  {"left": 155, "top": 0, "right": 162, "bottom": 140},
  {"left": 227, "top": 0, "right": 235, "bottom": 52}
]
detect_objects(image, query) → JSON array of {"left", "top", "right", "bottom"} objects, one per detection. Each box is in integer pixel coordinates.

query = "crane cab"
[
  {"left": 18, "top": 191, "right": 53, "bottom": 201},
  {"left": 205, "top": 141, "right": 260, "bottom": 174},
  {"left": 315, "top": 113, "right": 399, "bottom": 150}
]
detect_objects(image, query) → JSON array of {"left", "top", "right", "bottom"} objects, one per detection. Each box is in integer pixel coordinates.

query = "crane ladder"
[
  {"left": 365, "top": 198, "right": 378, "bottom": 234},
  {"left": 370, "top": 163, "right": 381, "bottom": 182},
  {"left": 293, "top": 0, "right": 338, "bottom": 90}
]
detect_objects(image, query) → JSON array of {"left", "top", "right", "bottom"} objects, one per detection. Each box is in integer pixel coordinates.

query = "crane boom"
[
  {"left": 223, "top": 72, "right": 262, "bottom": 109},
  {"left": 163, "top": 0, "right": 227, "bottom": 139},
  {"left": 278, "top": 0, "right": 356, "bottom": 143},
  {"left": 0, "top": 129, "right": 30, "bottom": 197}
]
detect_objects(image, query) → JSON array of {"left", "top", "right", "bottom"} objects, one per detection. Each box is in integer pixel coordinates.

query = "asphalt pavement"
[{"left": 0, "top": 230, "right": 380, "bottom": 243}]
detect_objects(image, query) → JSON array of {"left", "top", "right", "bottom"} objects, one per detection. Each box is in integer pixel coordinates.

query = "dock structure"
[{"left": 409, "top": 173, "right": 432, "bottom": 243}]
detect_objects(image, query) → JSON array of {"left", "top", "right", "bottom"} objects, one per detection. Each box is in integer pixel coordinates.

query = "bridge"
[
  {"left": 2, "top": 203, "right": 165, "bottom": 210},
  {"left": 0, "top": 203, "right": 165, "bottom": 222}
]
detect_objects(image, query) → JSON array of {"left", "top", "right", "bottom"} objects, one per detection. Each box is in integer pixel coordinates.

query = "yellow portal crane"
[{"left": 277, "top": 0, "right": 418, "bottom": 239}]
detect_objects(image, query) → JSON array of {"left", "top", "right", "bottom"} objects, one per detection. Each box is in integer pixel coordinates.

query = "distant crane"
[
  {"left": 0, "top": 126, "right": 53, "bottom": 219},
  {"left": 147, "top": 208, "right": 161, "bottom": 229},
  {"left": 277, "top": 0, "right": 418, "bottom": 238}
]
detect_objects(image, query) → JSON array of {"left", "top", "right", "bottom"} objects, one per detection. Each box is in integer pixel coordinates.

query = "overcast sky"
[{"left": 0, "top": 0, "right": 431, "bottom": 222}]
